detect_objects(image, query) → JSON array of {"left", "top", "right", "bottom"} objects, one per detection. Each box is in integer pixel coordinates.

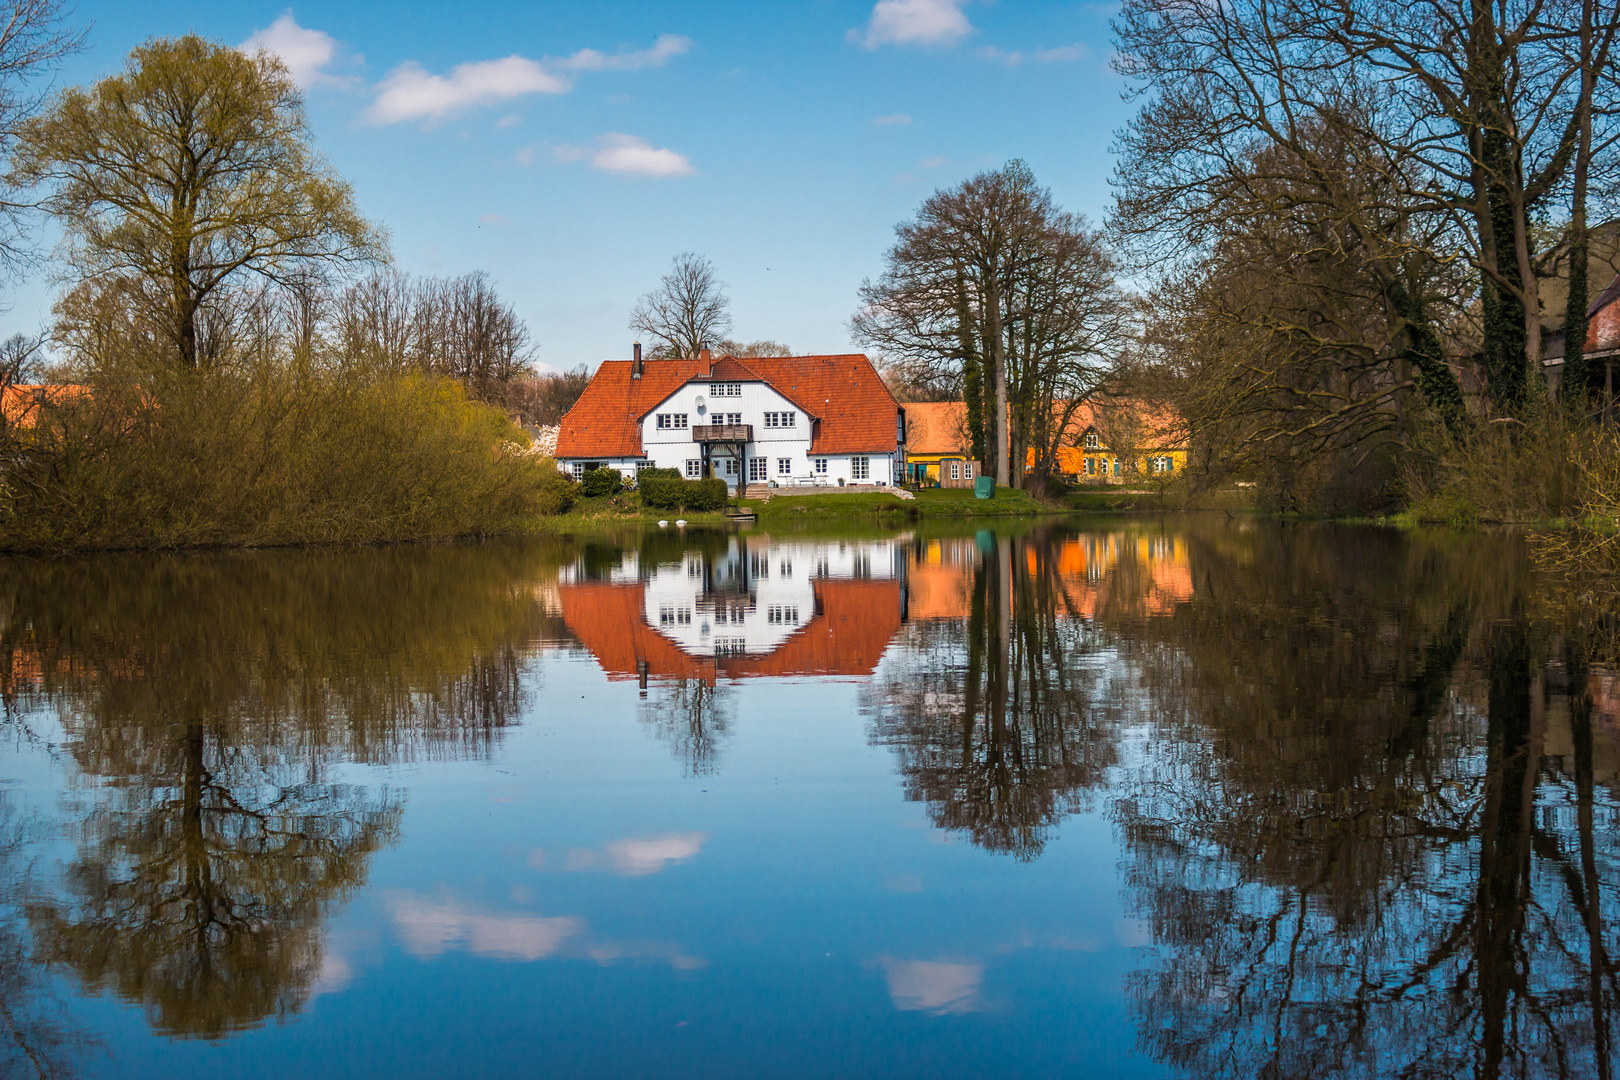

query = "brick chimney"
[
  {"left": 698, "top": 347, "right": 712, "bottom": 361},
  {"left": 632, "top": 342, "right": 643, "bottom": 379}
]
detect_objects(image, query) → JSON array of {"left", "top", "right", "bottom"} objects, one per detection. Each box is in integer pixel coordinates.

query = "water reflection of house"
[
  {"left": 902, "top": 533, "right": 1194, "bottom": 621},
  {"left": 558, "top": 538, "right": 905, "bottom": 684}
]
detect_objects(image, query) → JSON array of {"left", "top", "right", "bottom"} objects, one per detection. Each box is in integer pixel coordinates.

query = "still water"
[{"left": 0, "top": 520, "right": 1614, "bottom": 1079}]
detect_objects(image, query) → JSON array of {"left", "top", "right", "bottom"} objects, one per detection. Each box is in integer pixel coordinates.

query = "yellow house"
[
  {"left": 902, "top": 402, "right": 980, "bottom": 486},
  {"left": 1036, "top": 399, "right": 1187, "bottom": 484},
  {"left": 902, "top": 399, "right": 1187, "bottom": 485}
]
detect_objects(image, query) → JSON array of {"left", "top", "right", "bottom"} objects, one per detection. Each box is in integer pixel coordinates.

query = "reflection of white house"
[
  {"left": 556, "top": 349, "right": 906, "bottom": 490},
  {"left": 557, "top": 537, "right": 908, "bottom": 681},
  {"left": 642, "top": 539, "right": 897, "bottom": 658}
]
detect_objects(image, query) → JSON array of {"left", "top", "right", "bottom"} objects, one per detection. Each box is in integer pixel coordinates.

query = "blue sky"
[{"left": 6, "top": 1, "right": 1131, "bottom": 369}]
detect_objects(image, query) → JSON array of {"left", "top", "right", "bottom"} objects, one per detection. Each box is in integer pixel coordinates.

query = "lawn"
[{"left": 753, "top": 485, "right": 1054, "bottom": 518}]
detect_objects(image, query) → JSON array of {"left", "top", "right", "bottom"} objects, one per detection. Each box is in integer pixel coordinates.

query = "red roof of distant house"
[
  {"left": 904, "top": 401, "right": 970, "bottom": 456},
  {"left": 555, "top": 353, "right": 900, "bottom": 459},
  {"left": 557, "top": 576, "right": 903, "bottom": 682}
]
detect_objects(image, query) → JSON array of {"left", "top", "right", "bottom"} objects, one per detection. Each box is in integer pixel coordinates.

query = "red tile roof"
[
  {"left": 903, "top": 401, "right": 970, "bottom": 456},
  {"left": 555, "top": 358, "right": 709, "bottom": 459},
  {"left": 557, "top": 577, "right": 903, "bottom": 682},
  {"left": 556, "top": 354, "right": 900, "bottom": 459}
]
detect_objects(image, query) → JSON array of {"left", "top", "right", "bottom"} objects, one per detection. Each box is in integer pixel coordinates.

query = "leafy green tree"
[{"left": 11, "top": 34, "right": 384, "bottom": 368}]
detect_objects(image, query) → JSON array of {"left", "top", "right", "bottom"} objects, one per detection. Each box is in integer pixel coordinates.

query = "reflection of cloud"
[
  {"left": 543, "top": 831, "right": 710, "bottom": 876},
  {"left": 386, "top": 894, "right": 704, "bottom": 970},
  {"left": 390, "top": 895, "right": 584, "bottom": 960},
  {"left": 879, "top": 956, "right": 985, "bottom": 1013},
  {"left": 606, "top": 832, "right": 708, "bottom": 874},
  {"left": 311, "top": 950, "right": 353, "bottom": 997}
]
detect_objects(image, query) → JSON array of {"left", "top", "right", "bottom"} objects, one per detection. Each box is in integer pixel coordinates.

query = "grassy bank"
[{"left": 751, "top": 486, "right": 1054, "bottom": 519}]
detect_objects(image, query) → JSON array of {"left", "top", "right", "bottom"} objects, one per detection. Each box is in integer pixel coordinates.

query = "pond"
[{"left": 0, "top": 519, "right": 1614, "bottom": 1079}]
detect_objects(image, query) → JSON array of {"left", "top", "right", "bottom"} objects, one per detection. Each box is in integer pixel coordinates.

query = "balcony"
[{"left": 692, "top": 423, "right": 753, "bottom": 443}]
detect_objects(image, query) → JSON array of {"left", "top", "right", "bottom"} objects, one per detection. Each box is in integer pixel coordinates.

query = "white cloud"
[
  {"left": 554, "top": 134, "right": 694, "bottom": 177},
  {"left": 871, "top": 113, "right": 912, "bottom": 126},
  {"left": 364, "top": 37, "right": 692, "bottom": 125},
  {"left": 478, "top": 213, "right": 512, "bottom": 225},
  {"left": 918, "top": 155, "right": 947, "bottom": 168},
  {"left": 515, "top": 146, "right": 536, "bottom": 166},
  {"left": 496, "top": 114, "right": 520, "bottom": 128},
  {"left": 556, "top": 34, "right": 692, "bottom": 72},
  {"left": 1034, "top": 43, "right": 1089, "bottom": 62},
  {"left": 366, "top": 56, "right": 568, "bottom": 125},
  {"left": 880, "top": 957, "right": 986, "bottom": 1013},
  {"left": 854, "top": 0, "right": 974, "bottom": 49},
  {"left": 980, "top": 42, "right": 1089, "bottom": 65},
  {"left": 241, "top": 13, "right": 355, "bottom": 89}
]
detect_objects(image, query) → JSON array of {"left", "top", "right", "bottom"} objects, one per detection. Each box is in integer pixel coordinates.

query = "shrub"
[
  {"left": 580, "top": 467, "right": 623, "bottom": 498},
  {"left": 639, "top": 474, "right": 727, "bottom": 511},
  {"left": 0, "top": 367, "right": 566, "bottom": 551}
]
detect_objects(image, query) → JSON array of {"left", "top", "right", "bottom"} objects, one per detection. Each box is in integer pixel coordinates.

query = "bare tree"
[
  {"left": 854, "top": 162, "right": 1126, "bottom": 489},
  {"left": 1112, "top": 0, "right": 1620, "bottom": 416},
  {"left": 714, "top": 338, "right": 791, "bottom": 357},
  {"left": 0, "top": 0, "right": 83, "bottom": 287},
  {"left": 629, "top": 253, "right": 732, "bottom": 359}
]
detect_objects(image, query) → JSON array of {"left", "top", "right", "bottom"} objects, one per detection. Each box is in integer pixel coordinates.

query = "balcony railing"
[{"left": 692, "top": 423, "right": 753, "bottom": 443}]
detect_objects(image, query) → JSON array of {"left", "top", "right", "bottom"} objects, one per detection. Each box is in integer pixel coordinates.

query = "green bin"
[{"left": 973, "top": 475, "right": 995, "bottom": 499}]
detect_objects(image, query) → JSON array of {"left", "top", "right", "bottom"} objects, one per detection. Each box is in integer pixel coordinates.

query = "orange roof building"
[{"left": 557, "top": 348, "right": 904, "bottom": 490}]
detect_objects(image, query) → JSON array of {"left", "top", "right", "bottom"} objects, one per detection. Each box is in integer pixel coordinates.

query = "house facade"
[
  {"left": 556, "top": 349, "right": 905, "bottom": 489},
  {"left": 1039, "top": 400, "right": 1187, "bottom": 483},
  {"left": 900, "top": 401, "right": 980, "bottom": 486},
  {"left": 885, "top": 397, "right": 1186, "bottom": 486}
]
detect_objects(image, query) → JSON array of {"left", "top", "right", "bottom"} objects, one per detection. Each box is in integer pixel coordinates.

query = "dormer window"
[
  {"left": 1084, "top": 431, "right": 1100, "bottom": 449},
  {"left": 710, "top": 382, "right": 742, "bottom": 397}
]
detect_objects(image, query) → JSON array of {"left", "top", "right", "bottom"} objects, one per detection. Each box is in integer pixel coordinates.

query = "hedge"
[
  {"left": 639, "top": 474, "right": 728, "bottom": 511},
  {"left": 580, "top": 467, "right": 623, "bottom": 498}
]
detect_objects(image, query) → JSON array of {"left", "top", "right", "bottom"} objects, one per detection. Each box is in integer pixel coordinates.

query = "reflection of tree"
[
  {"left": 637, "top": 679, "right": 731, "bottom": 776},
  {"left": 0, "top": 542, "right": 563, "bottom": 1039},
  {"left": 1110, "top": 524, "right": 1620, "bottom": 1080},
  {"left": 29, "top": 723, "right": 400, "bottom": 1038},
  {"left": 867, "top": 529, "right": 1116, "bottom": 858},
  {"left": 0, "top": 793, "right": 89, "bottom": 1079}
]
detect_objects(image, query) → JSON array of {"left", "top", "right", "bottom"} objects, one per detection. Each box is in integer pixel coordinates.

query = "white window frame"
[
  {"left": 724, "top": 412, "right": 741, "bottom": 426},
  {"left": 685, "top": 459, "right": 701, "bottom": 478},
  {"left": 722, "top": 458, "right": 738, "bottom": 477},
  {"left": 764, "top": 411, "right": 798, "bottom": 429},
  {"left": 852, "top": 456, "right": 869, "bottom": 481},
  {"left": 1084, "top": 431, "right": 1100, "bottom": 449},
  {"left": 814, "top": 458, "right": 828, "bottom": 474},
  {"left": 950, "top": 461, "right": 961, "bottom": 480},
  {"left": 777, "top": 457, "right": 792, "bottom": 474},
  {"left": 656, "top": 413, "right": 689, "bottom": 429},
  {"left": 710, "top": 382, "right": 741, "bottom": 397},
  {"left": 570, "top": 462, "right": 585, "bottom": 479},
  {"left": 748, "top": 457, "right": 768, "bottom": 481}
]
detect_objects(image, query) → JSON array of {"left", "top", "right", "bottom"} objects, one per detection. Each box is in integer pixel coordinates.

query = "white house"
[{"left": 555, "top": 349, "right": 906, "bottom": 489}]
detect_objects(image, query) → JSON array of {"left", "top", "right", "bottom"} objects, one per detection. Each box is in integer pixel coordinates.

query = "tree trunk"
[
  {"left": 987, "top": 279, "right": 1010, "bottom": 487},
  {"left": 1565, "top": 0, "right": 1597, "bottom": 409}
]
